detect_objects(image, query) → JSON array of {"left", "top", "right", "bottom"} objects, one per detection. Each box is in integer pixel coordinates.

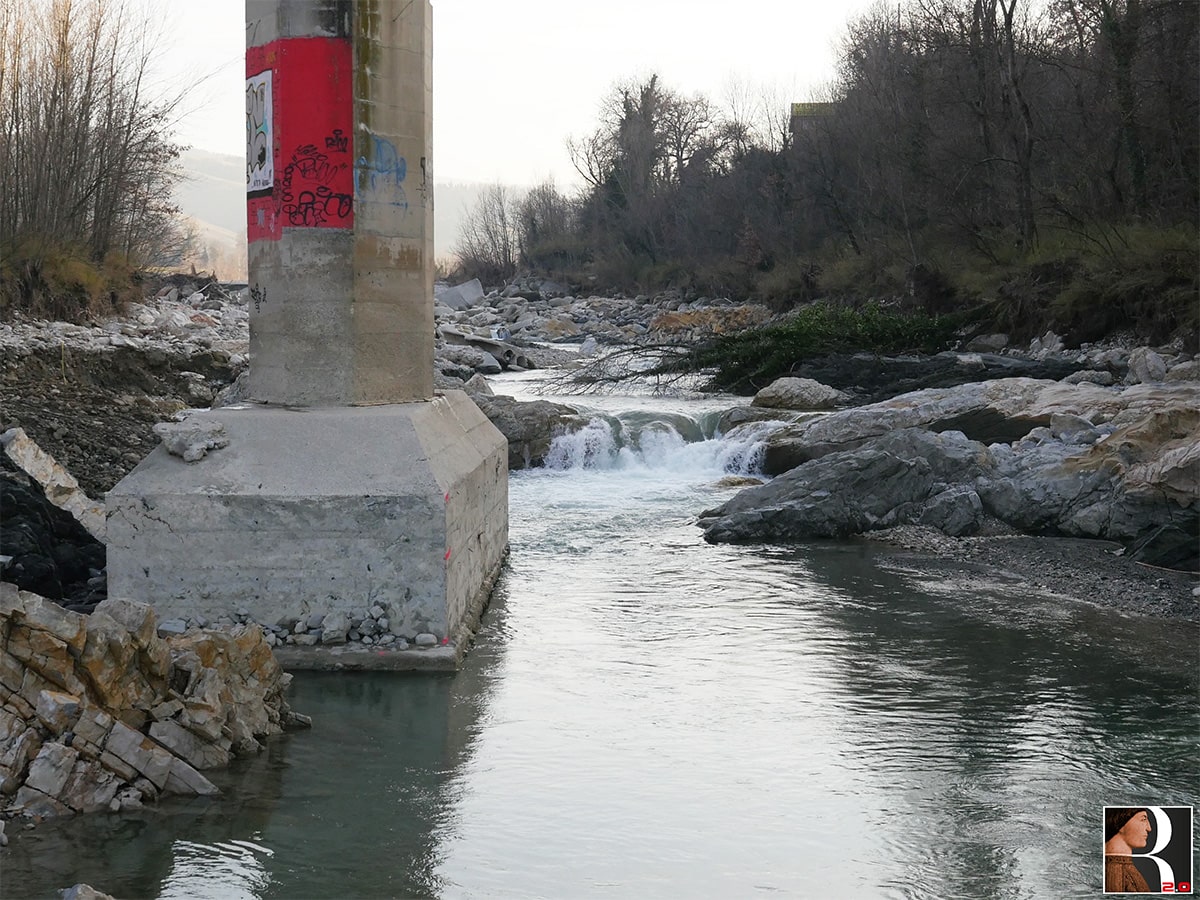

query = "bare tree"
[
  {"left": 454, "top": 184, "right": 519, "bottom": 283},
  {"left": 0, "top": 0, "right": 186, "bottom": 314}
]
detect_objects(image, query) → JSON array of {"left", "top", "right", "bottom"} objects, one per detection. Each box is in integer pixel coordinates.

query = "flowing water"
[{"left": 4, "top": 375, "right": 1198, "bottom": 899}]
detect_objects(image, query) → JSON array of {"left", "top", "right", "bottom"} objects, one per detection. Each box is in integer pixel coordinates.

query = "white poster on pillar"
[{"left": 246, "top": 70, "right": 273, "bottom": 194}]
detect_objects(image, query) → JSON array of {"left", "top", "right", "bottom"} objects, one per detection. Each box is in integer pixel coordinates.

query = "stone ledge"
[
  {"left": 272, "top": 643, "right": 460, "bottom": 672},
  {"left": 271, "top": 548, "right": 507, "bottom": 671}
]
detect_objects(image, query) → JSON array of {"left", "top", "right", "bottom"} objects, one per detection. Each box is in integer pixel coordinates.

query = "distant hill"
[
  {"left": 174, "top": 149, "right": 499, "bottom": 265},
  {"left": 175, "top": 149, "right": 244, "bottom": 236}
]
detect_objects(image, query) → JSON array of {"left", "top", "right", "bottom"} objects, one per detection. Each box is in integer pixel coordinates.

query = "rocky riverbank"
[
  {"left": 0, "top": 586, "right": 307, "bottom": 832},
  {"left": 2, "top": 274, "right": 1196, "bottom": 628},
  {"left": 699, "top": 371, "right": 1199, "bottom": 620}
]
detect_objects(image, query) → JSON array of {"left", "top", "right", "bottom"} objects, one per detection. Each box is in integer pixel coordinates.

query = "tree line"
[
  {"left": 0, "top": 0, "right": 185, "bottom": 319},
  {"left": 456, "top": 0, "right": 1198, "bottom": 346}
]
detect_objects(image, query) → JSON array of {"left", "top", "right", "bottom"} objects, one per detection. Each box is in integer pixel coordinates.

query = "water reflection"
[
  {"left": 0, "top": 598, "right": 504, "bottom": 900},
  {"left": 159, "top": 839, "right": 273, "bottom": 900},
  {"left": 0, "top": 738, "right": 289, "bottom": 899},
  {"left": 777, "top": 541, "right": 1200, "bottom": 899}
]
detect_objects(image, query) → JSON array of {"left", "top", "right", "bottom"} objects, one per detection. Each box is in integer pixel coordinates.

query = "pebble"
[
  {"left": 156, "top": 619, "right": 187, "bottom": 637},
  {"left": 415, "top": 633, "right": 438, "bottom": 647}
]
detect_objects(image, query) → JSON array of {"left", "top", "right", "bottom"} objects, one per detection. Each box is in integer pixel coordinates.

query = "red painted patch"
[
  {"left": 246, "top": 37, "right": 354, "bottom": 242},
  {"left": 444, "top": 549, "right": 452, "bottom": 561}
]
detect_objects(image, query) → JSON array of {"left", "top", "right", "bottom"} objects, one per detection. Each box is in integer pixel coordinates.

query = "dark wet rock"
[
  {"left": 1123, "top": 521, "right": 1199, "bottom": 572},
  {"left": 699, "top": 429, "right": 990, "bottom": 543},
  {"left": 0, "top": 460, "right": 105, "bottom": 612},
  {"left": 470, "top": 394, "right": 586, "bottom": 470}
]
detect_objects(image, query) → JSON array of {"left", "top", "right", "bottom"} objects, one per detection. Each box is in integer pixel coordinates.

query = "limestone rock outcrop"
[
  {"left": 701, "top": 380, "right": 1199, "bottom": 570},
  {"left": 0, "top": 587, "right": 304, "bottom": 820},
  {"left": 760, "top": 378, "right": 1200, "bottom": 475}
]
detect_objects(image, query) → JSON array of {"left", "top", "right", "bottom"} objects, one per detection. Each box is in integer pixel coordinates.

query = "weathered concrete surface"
[
  {"left": 103, "top": 1, "right": 507, "bottom": 670},
  {"left": 106, "top": 393, "right": 508, "bottom": 660},
  {"left": 246, "top": 1, "right": 434, "bottom": 406}
]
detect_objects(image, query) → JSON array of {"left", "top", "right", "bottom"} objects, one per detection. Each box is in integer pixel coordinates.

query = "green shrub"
[{"left": 659, "top": 300, "right": 961, "bottom": 392}]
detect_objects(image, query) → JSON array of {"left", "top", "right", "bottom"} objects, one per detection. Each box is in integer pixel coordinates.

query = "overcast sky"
[{"left": 161, "top": 0, "right": 876, "bottom": 187}]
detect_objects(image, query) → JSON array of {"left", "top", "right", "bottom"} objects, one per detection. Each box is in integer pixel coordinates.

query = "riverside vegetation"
[{"left": 453, "top": 0, "right": 1197, "bottom": 362}]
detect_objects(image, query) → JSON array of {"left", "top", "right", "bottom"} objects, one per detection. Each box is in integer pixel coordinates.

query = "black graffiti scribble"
[
  {"left": 284, "top": 188, "right": 354, "bottom": 227},
  {"left": 251, "top": 283, "right": 267, "bottom": 313},
  {"left": 325, "top": 129, "right": 349, "bottom": 153},
  {"left": 280, "top": 144, "right": 352, "bottom": 226}
]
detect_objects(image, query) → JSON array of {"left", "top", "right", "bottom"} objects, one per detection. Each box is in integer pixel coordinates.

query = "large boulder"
[
  {"left": 751, "top": 377, "right": 850, "bottom": 411},
  {"left": 1125, "top": 347, "right": 1168, "bottom": 384},
  {"left": 470, "top": 394, "right": 586, "bottom": 470},
  {"left": 699, "top": 429, "right": 991, "bottom": 542},
  {"left": 701, "top": 385, "right": 1198, "bottom": 566},
  {"left": 761, "top": 378, "right": 1200, "bottom": 475},
  {"left": 434, "top": 278, "right": 485, "bottom": 311}
]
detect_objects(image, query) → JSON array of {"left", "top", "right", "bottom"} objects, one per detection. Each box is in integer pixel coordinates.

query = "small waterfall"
[{"left": 543, "top": 413, "right": 785, "bottom": 477}]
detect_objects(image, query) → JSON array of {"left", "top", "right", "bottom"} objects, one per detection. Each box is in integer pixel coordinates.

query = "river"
[{"left": 3, "top": 375, "right": 1197, "bottom": 899}]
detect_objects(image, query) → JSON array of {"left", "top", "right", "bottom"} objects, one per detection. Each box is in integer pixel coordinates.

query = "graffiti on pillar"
[
  {"left": 418, "top": 156, "right": 431, "bottom": 207},
  {"left": 246, "top": 36, "right": 353, "bottom": 242},
  {"left": 356, "top": 136, "right": 409, "bottom": 210},
  {"left": 246, "top": 70, "right": 273, "bottom": 194},
  {"left": 325, "top": 129, "right": 349, "bottom": 153},
  {"left": 280, "top": 144, "right": 352, "bottom": 227}
]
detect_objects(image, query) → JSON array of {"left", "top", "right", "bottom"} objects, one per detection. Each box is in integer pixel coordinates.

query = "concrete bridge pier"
[{"left": 105, "top": 0, "right": 509, "bottom": 669}]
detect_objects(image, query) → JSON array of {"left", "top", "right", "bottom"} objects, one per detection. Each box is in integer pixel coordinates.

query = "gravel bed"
[{"left": 868, "top": 524, "right": 1199, "bottom": 621}]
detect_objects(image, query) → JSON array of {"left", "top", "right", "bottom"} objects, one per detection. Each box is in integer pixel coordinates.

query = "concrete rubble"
[{"left": 0, "top": 584, "right": 306, "bottom": 823}]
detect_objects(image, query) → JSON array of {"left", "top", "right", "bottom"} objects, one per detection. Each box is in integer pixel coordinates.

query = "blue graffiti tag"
[{"left": 355, "top": 136, "right": 408, "bottom": 209}]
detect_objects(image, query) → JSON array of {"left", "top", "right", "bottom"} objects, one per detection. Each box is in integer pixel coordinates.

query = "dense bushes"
[
  {"left": 658, "top": 302, "right": 963, "bottom": 392},
  {"left": 456, "top": 0, "right": 1196, "bottom": 350}
]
